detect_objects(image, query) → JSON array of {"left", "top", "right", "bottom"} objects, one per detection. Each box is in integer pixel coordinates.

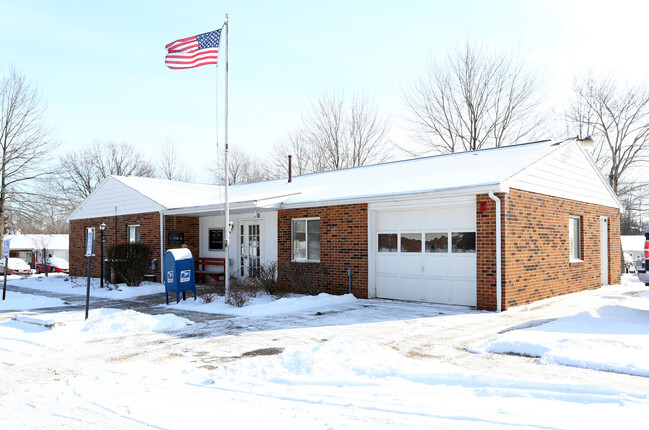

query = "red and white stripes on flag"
[{"left": 165, "top": 29, "right": 221, "bottom": 69}]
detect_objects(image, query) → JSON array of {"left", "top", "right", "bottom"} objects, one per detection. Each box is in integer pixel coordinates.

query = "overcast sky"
[{"left": 1, "top": 0, "right": 647, "bottom": 183}]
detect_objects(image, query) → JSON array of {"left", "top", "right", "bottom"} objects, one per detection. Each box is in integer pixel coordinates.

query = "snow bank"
[
  {"left": 167, "top": 292, "right": 358, "bottom": 316},
  {"left": 82, "top": 309, "right": 193, "bottom": 335},
  {"left": 0, "top": 292, "right": 65, "bottom": 310},
  {"left": 9, "top": 309, "right": 193, "bottom": 335},
  {"left": 471, "top": 289, "right": 649, "bottom": 376}
]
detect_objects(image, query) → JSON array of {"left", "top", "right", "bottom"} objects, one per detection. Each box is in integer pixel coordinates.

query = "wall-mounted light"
[{"left": 578, "top": 135, "right": 595, "bottom": 151}]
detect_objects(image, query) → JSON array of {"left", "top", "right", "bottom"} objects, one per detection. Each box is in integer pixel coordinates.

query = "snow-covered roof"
[
  {"left": 126, "top": 140, "right": 559, "bottom": 209},
  {"left": 68, "top": 139, "right": 620, "bottom": 220},
  {"left": 5, "top": 234, "right": 69, "bottom": 250},
  {"left": 621, "top": 235, "right": 647, "bottom": 252}
]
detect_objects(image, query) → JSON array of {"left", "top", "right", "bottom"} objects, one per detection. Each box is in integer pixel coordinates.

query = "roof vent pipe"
[{"left": 288, "top": 155, "right": 293, "bottom": 183}]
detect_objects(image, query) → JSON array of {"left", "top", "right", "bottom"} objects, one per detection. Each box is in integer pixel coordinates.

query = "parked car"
[
  {"left": 637, "top": 228, "right": 649, "bottom": 286},
  {"left": 35, "top": 257, "right": 69, "bottom": 274},
  {"left": 0, "top": 257, "right": 32, "bottom": 275}
]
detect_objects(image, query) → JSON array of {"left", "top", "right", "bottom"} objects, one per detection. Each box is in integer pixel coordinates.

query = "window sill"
[
  {"left": 569, "top": 259, "right": 584, "bottom": 264},
  {"left": 291, "top": 260, "right": 321, "bottom": 263}
]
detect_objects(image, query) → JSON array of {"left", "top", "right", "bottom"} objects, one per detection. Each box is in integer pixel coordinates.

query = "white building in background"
[
  {"left": 621, "top": 235, "right": 646, "bottom": 262},
  {"left": 4, "top": 234, "right": 69, "bottom": 268}
]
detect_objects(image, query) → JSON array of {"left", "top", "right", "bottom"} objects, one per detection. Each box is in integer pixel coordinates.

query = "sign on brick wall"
[{"left": 168, "top": 232, "right": 184, "bottom": 247}]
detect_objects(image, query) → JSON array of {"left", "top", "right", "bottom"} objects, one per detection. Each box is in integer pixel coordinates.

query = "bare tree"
[
  {"left": 305, "top": 92, "right": 391, "bottom": 171},
  {"left": 8, "top": 187, "right": 69, "bottom": 234},
  {"left": 0, "top": 67, "right": 58, "bottom": 250},
  {"left": 403, "top": 42, "right": 546, "bottom": 154},
  {"left": 567, "top": 74, "right": 649, "bottom": 197},
  {"left": 157, "top": 138, "right": 193, "bottom": 182},
  {"left": 57, "top": 140, "right": 155, "bottom": 207},
  {"left": 271, "top": 91, "right": 392, "bottom": 176},
  {"left": 208, "top": 147, "right": 272, "bottom": 185},
  {"left": 270, "top": 130, "right": 315, "bottom": 177}
]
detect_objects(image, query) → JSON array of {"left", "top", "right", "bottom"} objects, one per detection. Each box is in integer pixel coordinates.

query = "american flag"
[{"left": 165, "top": 29, "right": 221, "bottom": 69}]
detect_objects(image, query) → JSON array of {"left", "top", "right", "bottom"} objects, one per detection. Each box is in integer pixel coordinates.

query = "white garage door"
[{"left": 374, "top": 203, "right": 477, "bottom": 306}]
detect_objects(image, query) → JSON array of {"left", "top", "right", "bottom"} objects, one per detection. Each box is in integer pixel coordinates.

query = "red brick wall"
[
  {"left": 477, "top": 189, "right": 621, "bottom": 310},
  {"left": 277, "top": 204, "right": 369, "bottom": 298},
  {"left": 69, "top": 213, "right": 199, "bottom": 280}
]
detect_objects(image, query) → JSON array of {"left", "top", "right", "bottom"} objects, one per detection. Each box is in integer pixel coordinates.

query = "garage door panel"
[
  {"left": 399, "top": 255, "right": 422, "bottom": 275},
  {"left": 376, "top": 275, "right": 398, "bottom": 298},
  {"left": 399, "top": 210, "right": 422, "bottom": 229},
  {"left": 377, "top": 254, "right": 398, "bottom": 274},
  {"left": 423, "top": 208, "right": 449, "bottom": 229},
  {"left": 398, "top": 277, "right": 423, "bottom": 301},
  {"left": 450, "top": 279, "right": 477, "bottom": 306},
  {"left": 423, "top": 278, "right": 449, "bottom": 303},
  {"left": 423, "top": 255, "right": 449, "bottom": 276},
  {"left": 450, "top": 255, "right": 477, "bottom": 278},
  {"left": 377, "top": 211, "right": 398, "bottom": 231},
  {"left": 451, "top": 205, "right": 476, "bottom": 229}
]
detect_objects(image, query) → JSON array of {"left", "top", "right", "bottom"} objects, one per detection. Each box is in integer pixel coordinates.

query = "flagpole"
[{"left": 224, "top": 13, "right": 231, "bottom": 300}]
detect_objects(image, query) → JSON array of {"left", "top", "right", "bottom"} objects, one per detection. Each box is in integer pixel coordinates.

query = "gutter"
[
  {"left": 280, "top": 183, "right": 509, "bottom": 210},
  {"left": 488, "top": 191, "right": 502, "bottom": 312}
]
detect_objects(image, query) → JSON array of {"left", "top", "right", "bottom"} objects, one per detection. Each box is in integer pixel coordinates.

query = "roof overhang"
[{"left": 279, "top": 183, "right": 509, "bottom": 209}]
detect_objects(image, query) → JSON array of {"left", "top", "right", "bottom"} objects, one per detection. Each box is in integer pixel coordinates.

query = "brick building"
[{"left": 67, "top": 139, "right": 621, "bottom": 311}]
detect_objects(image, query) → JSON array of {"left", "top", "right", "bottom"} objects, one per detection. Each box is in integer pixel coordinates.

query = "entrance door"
[
  {"left": 600, "top": 216, "right": 609, "bottom": 286},
  {"left": 240, "top": 222, "right": 261, "bottom": 277}
]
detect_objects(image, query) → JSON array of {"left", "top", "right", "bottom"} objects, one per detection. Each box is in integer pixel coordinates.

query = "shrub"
[
  {"left": 283, "top": 262, "right": 329, "bottom": 296},
  {"left": 107, "top": 243, "right": 153, "bottom": 287},
  {"left": 199, "top": 282, "right": 223, "bottom": 304},
  {"left": 225, "top": 277, "right": 257, "bottom": 307},
  {"left": 246, "top": 261, "right": 281, "bottom": 295}
]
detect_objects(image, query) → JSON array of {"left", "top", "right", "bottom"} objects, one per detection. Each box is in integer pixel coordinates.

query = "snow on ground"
[
  {"left": 3, "top": 272, "right": 164, "bottom": 298},
  {"left": 0, "top": 291, "right": 66, "bottom": 310},
  {"left": 470, "top": 282, "right": 649, "bottom": 377},
  {"left": 166, "top": 291, "right": 358, "bottom": 316},
  {"left": 1, "top": 274, "right": 648, "bottom": 428}
]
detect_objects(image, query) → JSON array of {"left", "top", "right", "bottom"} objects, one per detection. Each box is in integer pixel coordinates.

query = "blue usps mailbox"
[{"left": 164, "top": 248, "right": 197, "bottom": 305}]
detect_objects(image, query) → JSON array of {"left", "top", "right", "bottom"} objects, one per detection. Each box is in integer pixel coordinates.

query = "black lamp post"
[{"left": 99, "top": 222, "right": 106, "bottom": 288}]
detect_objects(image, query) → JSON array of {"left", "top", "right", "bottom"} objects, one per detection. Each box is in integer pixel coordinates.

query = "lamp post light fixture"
[{"left": 99, "top": 222, "right": 106, "bottom": 288}]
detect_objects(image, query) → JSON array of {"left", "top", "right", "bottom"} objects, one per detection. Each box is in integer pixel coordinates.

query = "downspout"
[
  {"left": 488, "top": 191, "right": 502, "bottom": 312},
  {"left": 160, "top": 212, "right": 165, "bottom": 282}
]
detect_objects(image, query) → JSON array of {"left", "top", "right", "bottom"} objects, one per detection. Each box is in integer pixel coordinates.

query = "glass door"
[{"left": 239, "top": 222, "right": 261, "bottom": 277}]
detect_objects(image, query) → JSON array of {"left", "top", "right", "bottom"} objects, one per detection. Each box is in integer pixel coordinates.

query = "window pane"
[
  {"left": 425, "top": 233, "right": 448, "bottom": 253},
  {"left": 570, "top": 217, "right": 580, "bottom": 260},
  {"left": 307, "top": 219, "right": 320, "bottom": 261},
  {"left": 378, "top": 234, "right": 398, "bottom": 252},
  {"left": 292, "top": 220, "right": 307, "bottom": 260},
  {"left": 452, "top": 232, "right": 476, "bottom": 253},
  {"left": 128, "top": 225, "right": 140, "bottom": 244},
  {"left": 401, "top": 233, "right": 422, "bottom": 253}
]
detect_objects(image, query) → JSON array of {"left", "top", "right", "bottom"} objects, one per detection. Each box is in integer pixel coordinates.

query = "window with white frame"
[
  {"left": 292, "top": 218, "right": 320, "bottom": 261},
  {"left": 569, "top": 216, "right": 581, "bottom": 261},
  {"left": 127, "top": 225, "right": 140, "bottom": 244}
]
